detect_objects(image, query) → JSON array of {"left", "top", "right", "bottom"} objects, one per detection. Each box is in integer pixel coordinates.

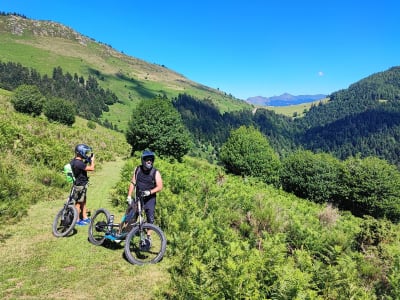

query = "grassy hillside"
[
  {"left": 263, "top": 97, "right": 329, "bottom": 118},
  {"left": 0, "top": 87, "right": 131, "bottom": 224},
  {"left": 0, "top": 14, "right": 251, "bottom": 131}
]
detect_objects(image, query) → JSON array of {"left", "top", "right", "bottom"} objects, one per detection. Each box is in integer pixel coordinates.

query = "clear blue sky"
[{"left": 2, "top": 1, "right": 399, "bottom": 100}]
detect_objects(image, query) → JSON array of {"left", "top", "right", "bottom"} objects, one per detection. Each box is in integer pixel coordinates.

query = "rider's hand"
[
  {"left": 126, "top": 196, "right": 132, "bottom": 205},
  {"left": 143, "top": 190, "right": 151, "bottom": 197}
]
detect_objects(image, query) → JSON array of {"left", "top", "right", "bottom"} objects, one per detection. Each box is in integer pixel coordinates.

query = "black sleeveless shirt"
[{"left": 136, "top": 166, "right": 157, "bottom": 199}]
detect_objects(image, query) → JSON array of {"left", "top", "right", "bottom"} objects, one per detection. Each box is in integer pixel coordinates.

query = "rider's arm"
[
  {"left": 127, "top": 167, "right": 137, "bottom": 198},
  {"left": 150, "top": 170, "right": 163, "bottom": 195},
  {"left": 85, "top": 154, "right": 95, "bottom": 171}
]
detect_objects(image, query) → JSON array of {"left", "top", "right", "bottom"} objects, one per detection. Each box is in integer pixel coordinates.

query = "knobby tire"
[
  {"left": 52, "top": 205, "right": 78, "bottom": 237},
  {"left": 124, "top": 223, "right": 167, "bottom": 265},
  {"left": 88, "top": 208, "right": 111, "bottom": 246}
]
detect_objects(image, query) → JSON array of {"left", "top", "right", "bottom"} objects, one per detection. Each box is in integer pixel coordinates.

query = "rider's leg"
[
  {"left": 74, "top": 186, "right": 88, "bottom": 222},
  {"left": 144, "top": 200, "right": 156, "bottom": 238}
]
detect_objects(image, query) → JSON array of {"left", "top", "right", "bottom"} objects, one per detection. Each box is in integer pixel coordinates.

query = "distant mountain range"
[{"left": 246, "top": 93, "right": 327, "bottom": 106}]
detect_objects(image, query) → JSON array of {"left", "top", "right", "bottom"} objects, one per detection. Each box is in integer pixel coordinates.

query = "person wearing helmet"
[
  {"left": 70, "top": 144, "right": 95, "bottom": 226},
  {"left": 126, "top": 150, "right": 163, "bottom": 243}
]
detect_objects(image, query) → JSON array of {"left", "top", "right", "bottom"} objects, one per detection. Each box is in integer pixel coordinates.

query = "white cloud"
[{"left": 318, "top": 71, "right": 324, "bottom": 76}]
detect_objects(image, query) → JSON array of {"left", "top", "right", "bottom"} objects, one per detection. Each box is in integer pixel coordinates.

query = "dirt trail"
[{"left": 0, "top": 158, "right": 169, "bottom": 299}]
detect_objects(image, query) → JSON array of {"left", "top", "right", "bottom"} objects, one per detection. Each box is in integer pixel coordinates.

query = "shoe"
[
  {"left": 145, "top": 237, "right": 152, "bottom": 249},
  {"left": 76, "top": 219, "right": 87, "bottom": 226},
  {"left": 82, "top": 218, "right": 91, "bottom": 224}
]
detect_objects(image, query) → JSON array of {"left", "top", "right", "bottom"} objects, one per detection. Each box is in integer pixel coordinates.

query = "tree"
[
  {"left": 219, "top": 125, "right": 281, "bottom": 186},
  {"left": 44, "top": 97, "right": 76, "bottom": 126},
  {"left": 280, "top": 150, "right": 344, "bottom": 204},
  {"left": 11, "top": 84, "right": 44, "bottom": 116},
  {"left": 126, "top": 98, "right": 192, "bottom": 160},
  {"left": 341, "top": 156, "right": 400, "bottom": 221}
]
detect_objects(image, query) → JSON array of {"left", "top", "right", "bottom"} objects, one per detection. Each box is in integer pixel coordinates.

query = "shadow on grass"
[{"left": 87, "top": 238, "right": 124, "bottom": 250}]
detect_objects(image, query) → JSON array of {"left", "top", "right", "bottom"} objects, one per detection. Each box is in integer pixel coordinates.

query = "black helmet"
[
  {"left": 75, "top": 144, "right": 92, "bottom": 161},
  {"left": 141, "top": 150, "right": 155, "bottom": 171}
]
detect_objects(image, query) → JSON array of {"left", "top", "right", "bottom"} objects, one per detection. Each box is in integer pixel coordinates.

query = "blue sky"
[{"left": 1, "top": 1, "right": 399, "bottom": 100}]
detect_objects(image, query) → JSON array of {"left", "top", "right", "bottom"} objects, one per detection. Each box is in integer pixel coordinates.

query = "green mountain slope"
[
  {"left": 297, "top": 66, "right": 400, "bottom": 166},
  {"left": 0, "top": 14, "right": 251, "bottom": 130}
]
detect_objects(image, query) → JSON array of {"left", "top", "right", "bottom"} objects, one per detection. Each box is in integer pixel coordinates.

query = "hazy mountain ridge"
[{"left": 247, "top": 93, "right": 327, "bottom": 106}]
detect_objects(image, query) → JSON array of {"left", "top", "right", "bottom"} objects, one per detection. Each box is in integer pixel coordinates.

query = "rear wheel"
[
  {"left": 88, "top": 208, "right": 111, "bottom": 245},
  {"left": 52, "top": 205, "right": 78, "bottom": 237},
  {"left": 124, "top": 223, "right": 167, "bottom": 265}
]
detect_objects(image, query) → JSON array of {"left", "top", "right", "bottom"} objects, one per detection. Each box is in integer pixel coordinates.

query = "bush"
[
  {"left": 126, "top": 97, "right": 192, "bottom": 160},
  {"left": 219, "top": 126, "right": 281, "bottom": 186},
  {"left": 44, "top": 97, "right": 75, "bottom": 126},
  {"left": 87, "top": 120, "right": 97, "bottom": 129},
  {"left": 11, "top": 84, "right": 44, "bottom": 116},
  {"left": 342, "top": 156, "right": 400, "bottom": 221},
  {"left": 280, "top": 150, "right": 344, "bottom": 203}
]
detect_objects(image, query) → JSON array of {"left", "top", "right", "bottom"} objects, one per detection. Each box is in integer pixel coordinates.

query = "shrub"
[
  {"left": 87, "top": 120, "right": 97, "bottom": 129},
  {"left": 280, "top": 150, "right": 344, "bottom": 204},
  {"left": 44, "top": 97, "right": 75, "bottom": 126},
  {"left": 219, "top": 125, "right": 281, "bottom": 186},
  {"left": 11, "top": 84, "right": 44, "bottom": 116},
  {"left": 342, "top": 156, "right": 400, "bottom": 221},
  {"left": 126, "top": 97, "right": 192, "bottom": 160}
]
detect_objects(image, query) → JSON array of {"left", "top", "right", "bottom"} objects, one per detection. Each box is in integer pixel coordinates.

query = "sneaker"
[
  {"left": 82, "top": 218, "right": 91, "bottom": 224},
  {"left": 76, "top": 219, "right": 87, "bottom": 226},
  {"left": 145, "top": 237, "right": 152, "bottom": 249}
]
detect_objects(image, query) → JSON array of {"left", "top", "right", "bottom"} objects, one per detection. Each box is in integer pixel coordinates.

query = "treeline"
[
  {"left": 0, "top": 12, "right": 27, "bottom": 18},
  {"left": 0, "top": 61, "right": 119, "bottom": 123},
  {"left": 173, "top": 94, "right": 297, "bottom": 157}
]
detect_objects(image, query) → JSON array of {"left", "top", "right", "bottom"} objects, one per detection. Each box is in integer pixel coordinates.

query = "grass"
[
  {"left": 0, "top": 158, "right": 170, "bottom": 299},
  {"left": 263, "top": 98, "right": 329, "bottom": 118}
]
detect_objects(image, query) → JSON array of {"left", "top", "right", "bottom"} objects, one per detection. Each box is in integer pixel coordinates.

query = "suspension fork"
[{"left": 137, "top": 198, "right": 146, "bottom": 240}]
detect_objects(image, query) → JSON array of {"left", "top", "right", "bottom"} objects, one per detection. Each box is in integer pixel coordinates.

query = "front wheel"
[
  {"left": 124, "top": 223, "right": 167, "bottom": 265},
  {"left": 52, "top": 205, "right": 78, "bottom": 237},
  {"left": 88, "top": 208, "right": 111, "bottom": 245}
]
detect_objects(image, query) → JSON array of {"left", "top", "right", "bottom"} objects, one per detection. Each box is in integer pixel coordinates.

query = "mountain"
[
  {"left": 297, "top": 66, "right": 400, "bottom": 167},
  {"left": 246, "top": 93, "right": 327, "bottom": 106},
  {"left": 0, "top": 13, "right": 250, "bottom": 130}
]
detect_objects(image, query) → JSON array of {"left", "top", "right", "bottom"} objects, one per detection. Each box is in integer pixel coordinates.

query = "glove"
[
  {"left": 143, "top": 190, "right": 151, "bottom": 197},
  {"left": 126, "top": 196, "right": 132, "bottom": 205}
]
